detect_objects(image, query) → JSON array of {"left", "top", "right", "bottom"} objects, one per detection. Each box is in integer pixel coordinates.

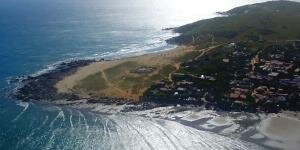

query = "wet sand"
[{"left": 128, "top": 107, "right": 300, "bottom": 150}]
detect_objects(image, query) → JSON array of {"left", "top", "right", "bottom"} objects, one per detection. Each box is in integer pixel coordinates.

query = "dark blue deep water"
[{"left": 0, "top": 0, "right": 273, "bottom": 149}]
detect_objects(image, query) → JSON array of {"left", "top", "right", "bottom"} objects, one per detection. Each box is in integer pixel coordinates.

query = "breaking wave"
[{"left": 2, "top": 104, "right": 263, "bottom": 150}]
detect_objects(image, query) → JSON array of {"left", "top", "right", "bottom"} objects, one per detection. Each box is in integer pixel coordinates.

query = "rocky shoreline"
[{"left": 11, "top": 60, "right": 96, "bottom": 102}]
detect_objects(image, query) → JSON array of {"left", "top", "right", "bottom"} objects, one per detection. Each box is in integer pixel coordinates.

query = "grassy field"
[
  {"left": 106, "top": 62, "right": 177, "bottom": 95},
  {"left": 73, "top": 62, "right": 178, "bottom": 99},
  {"left": 104, "top": 61, "right": 138, "bottom": 83},
  {"left": 67, "top": 47, "right": 202, "bottom": 100},
  {"left": 74, "top": 72, "right": 107, "bottom": 92},
  {"left": 173, "top": 50, "right": 201, "bottom": 62}
]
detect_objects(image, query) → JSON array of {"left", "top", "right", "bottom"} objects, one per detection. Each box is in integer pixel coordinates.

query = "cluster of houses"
[
  {"left": 260, "top": 60, "right": 293, "bottom": 75},
  {"left": 279, "top": 77, "right": 300, "bottom": 88},
  {"left": 226, "top": 43, "right": 299, "bottom": 111},
  {"left": 226, "top": 45, "right": 254, "bottom": 103},
  {"left": 229, "top": 87, "right": 249, "bottom": 101},
  {"left": 144, "top": 42, "right": 299, "bottom": 112}
]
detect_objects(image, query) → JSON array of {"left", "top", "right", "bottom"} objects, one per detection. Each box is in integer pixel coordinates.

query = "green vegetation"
[
  {"left": 159, "top": 65, "right": 177, "bottom": 78},
  {"left": 177, "top": 46, "right": 235, "bottom": 97},
  {"left": 169, "top": 1, "right": 300, "bottom": 46},
  {"left": 104, "top": 61, "right": 138, "bottom": 82},
  {"left": 178, "top": 46, "right": 232, "bottom": 75},
  {"left": 118, "top": 76, "right": 145, "bottom": 94},
  {"left": 148, "top": 65, "right": 176, "bottom": 81},
  {"left": 74, "top": 54, "right": 181, "bottom": 98},
  {"left": 173, "top": 51, "right": 201, "bottom": 62},
  {"left": 145, "top": 40, "right": 300, "bottom": 112},
  {"left": 118, "top": 64, "right": 176, "bottom": 93},
  {"left": 75, "top": 72, "right": 107, "bottom": 92}
]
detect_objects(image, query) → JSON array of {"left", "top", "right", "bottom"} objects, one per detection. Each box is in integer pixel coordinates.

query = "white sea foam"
[
  {"left": 49, "top": 110, "right": 65, "bottom": 128},
  {"left": 21, "top": 30, "right": 178, "bottom": 83},
  {"left": 12, "top": 102, "right": 29, "bottom": 122},
  {"left": 68, "top": 109, "right": 74, "bottom": 130}
]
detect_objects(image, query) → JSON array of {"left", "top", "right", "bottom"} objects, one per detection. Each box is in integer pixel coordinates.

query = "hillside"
[{"left": 168, "top": 0, "right": 300, "bottom": 46}]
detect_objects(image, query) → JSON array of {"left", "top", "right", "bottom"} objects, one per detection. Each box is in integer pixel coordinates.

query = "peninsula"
[{"left": 13, "top": 1, "right": 300, "bottom": 113}]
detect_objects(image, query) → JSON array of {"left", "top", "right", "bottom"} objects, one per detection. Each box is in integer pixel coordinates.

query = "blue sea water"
[{"left": 0, "top": 0, "right": 276, "bottom": 149}]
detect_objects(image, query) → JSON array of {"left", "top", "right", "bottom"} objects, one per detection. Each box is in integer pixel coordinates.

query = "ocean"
[{"left": 0, "top": 0, "right": 277, "bottom": 149}]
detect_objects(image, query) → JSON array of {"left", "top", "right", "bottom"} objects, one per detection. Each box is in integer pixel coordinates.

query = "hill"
[{"left": 168, "top": 0, "right": 300, "bottom": 47}]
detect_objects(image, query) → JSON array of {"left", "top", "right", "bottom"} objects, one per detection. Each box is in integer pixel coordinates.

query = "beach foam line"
[
  {"left": 49, "top": 110, "right": 65, "bottom": 128},
  {"left": 12, "top": 102, "right": 29, "bottom": 122},
  {"left": 28, "top": 30, "right": 178, "bottom": 78},
  {"left": 68, "top": 109, "right": 74, "bottom": 130},
  {"left": 8, "top": 40, "right": 178, "bottom": 102},
  {"left": 76, "top": 110, "right": 89, "bottom": 131},
  {"left": 9, "top": 43, "right": 177, "bottom": 90},
  {"left": 109, "top": 114, "right": 263, "bottom": 150}
]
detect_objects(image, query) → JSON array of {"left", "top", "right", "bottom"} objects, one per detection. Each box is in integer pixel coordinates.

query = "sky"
[{"left": 114, "top": 0, "right": 300, "bottom": 26}]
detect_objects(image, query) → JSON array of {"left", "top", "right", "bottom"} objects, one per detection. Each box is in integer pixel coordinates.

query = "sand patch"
[{"left": 258, "top": 116, "right": 300, "bottom": 150}]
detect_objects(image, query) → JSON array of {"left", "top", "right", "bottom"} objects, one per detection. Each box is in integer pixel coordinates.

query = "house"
[
  {"left": 228, "top": 42, "right": 236, "bottom": 47},
  {"left": 200, "top": 75, "right": 205, "bottom": 79},
  {"left": 262, "top": 60, "right": 293, "bottom": 74},
  {"left": 293, "top": 40, "right": 300, "bottom": 49},
  {"left": 208, "top": 76, "right": 216, "bottom": 81},
  {"left": 155, "top": 81, "right": 165, "bottom": 85},
  {"left": 268, "top": 72, "right": 279, "bottom": 77},
  {"left": 229, "top": 88, "right": 249, "bottom": 100},
  {"left": 177, "top": 81, "right": 193, "bottom": 85},
  {"left": 177, "top": 87, "right": 187, "bottom": 91},
  {"left": 222, "top": 58, "right": 230, "bottom": 63}
]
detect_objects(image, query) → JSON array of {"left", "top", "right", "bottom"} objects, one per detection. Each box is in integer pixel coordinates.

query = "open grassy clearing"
[
  {"left": 104, "top": 61, "right": 139, "bottom": 83},
  {"left": 56, "top": 46, "right": 212, "bottom": 101},
  {"left": 74, "top": 72, "right": 107, "bottom": 92}
]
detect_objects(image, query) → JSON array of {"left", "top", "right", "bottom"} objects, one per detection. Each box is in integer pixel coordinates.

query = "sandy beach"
[
  {"left": 126, "top": 107, "right": 300, "bottom": 150},
  {"left": 257, "top": 112, "right": 300, "bottom": 150}
]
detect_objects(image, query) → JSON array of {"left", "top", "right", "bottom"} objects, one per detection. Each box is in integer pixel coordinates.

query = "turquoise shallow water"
[{"left": 0, "top": 0, "right": 277, "bottom": 149}]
